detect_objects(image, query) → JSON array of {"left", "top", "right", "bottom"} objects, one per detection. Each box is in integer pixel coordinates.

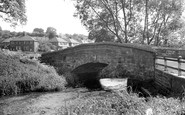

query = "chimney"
[{"left": 23, "top": 31, "right": 27, "bottom": 36}]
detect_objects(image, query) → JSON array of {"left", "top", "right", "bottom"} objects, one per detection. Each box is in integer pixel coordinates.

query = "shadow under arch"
[{"left": 72, "top": 62, "right": 108, "bottom": 89}]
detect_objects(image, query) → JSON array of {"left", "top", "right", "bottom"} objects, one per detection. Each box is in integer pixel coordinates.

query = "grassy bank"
[
  {"left": 0, "top": 50, "right": 66, "bottom": 97},
  {"left": 58, "top": 91, "right": 185, "bottom": 115}
]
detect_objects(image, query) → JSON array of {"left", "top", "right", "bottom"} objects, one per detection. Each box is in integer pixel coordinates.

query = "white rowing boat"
[{"left": 99, "top": 78, "right": 128, "bottom": 91}]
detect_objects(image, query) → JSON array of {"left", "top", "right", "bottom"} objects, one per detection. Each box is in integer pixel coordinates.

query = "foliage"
[
  {"left": 74, "top": 0, "right": 184, "bottom": 45},
  {"left": 62, "top": 33, "right": 88, "bottom": 42},
  {"left": 38, "top": 42, "right": 57, "bottom": 52},
  {"left": 58, "top": 91, "right": 185, "bottom": 115},
  {"left": 46, "top": 27, "right": 57, "bottom": 39},
  {"left": 1, "top": 30, "right": 11, "bottom": 39},
  {"left": 0, "top": 50, "right": 66, "bottom": 97},
  {"left": 99, "top": 64, "right": 133, "bottom": 78},
  {"left": 0, "top": 0, "right": 27, "bottom": 26},
  {"left": 32, "top": 28, "right": 45, "bottom": 37},
  {"left": 88, "top": 28, "right": 115, "bottom": 42},
  {"left": 163, "top": 21, "right": 185, "bottom": 48}
]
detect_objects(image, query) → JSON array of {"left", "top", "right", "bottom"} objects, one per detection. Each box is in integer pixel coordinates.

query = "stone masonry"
[{"left": 41, "top": 43, "right": 156, "bottom": 80}]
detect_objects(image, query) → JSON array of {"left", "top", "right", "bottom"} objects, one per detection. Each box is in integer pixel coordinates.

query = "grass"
[
  {"left": 0, "top": 49, "right": 66, "bottom": 97},
  {"left": 57, "top": 90, "right": 185, "bottom": 115}
]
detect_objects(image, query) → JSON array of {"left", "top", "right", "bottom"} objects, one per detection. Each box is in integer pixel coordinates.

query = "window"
[{"left": 16, "top": 46, "right": 21, "bottom": 50}]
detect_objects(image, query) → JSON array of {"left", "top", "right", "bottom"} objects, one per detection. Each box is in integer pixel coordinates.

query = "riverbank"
[
  {"left": 0, "top": 49, "right": 66, "bottom": 97},
  {"left": 1, "top": 88, "right": 185, "bottom": 115}
]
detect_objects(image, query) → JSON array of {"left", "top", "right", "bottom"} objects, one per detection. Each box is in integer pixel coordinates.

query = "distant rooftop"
[
  {"left": 69, "top": 38, "right": 80, "bottom": 44},
  {"left": 11, "top": 36, "right": 37, "bottom": 41},
  {"left": 49, "top": 37, "right": 68, "bottom": 43},
  {"left": 1, "top": 37, "right": 13, "bottom": 43}
]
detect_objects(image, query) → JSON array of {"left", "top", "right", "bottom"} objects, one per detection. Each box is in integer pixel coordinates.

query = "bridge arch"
[{"left": 71, "top": 62, "right": 108, "bottom": 89}]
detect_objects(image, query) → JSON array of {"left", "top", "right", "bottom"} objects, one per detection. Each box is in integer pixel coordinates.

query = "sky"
[{"left": 1, "top": 0, "right": 88, "bottom": 35}]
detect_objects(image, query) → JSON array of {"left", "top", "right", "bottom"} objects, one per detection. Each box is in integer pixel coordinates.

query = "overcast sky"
[
  {"left": 1, "top": 0, "right": 88, "bottom": 35},
  {"left": 1, "top": 0, "right": 185, "bottom": 35}
]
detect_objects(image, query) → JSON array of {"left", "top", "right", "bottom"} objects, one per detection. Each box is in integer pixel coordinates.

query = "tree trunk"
[{"left": 143, "top": 0, "right": 149, "bottom": 44}]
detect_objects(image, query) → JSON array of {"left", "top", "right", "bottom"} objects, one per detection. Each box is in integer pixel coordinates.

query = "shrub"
[
  {"left": 99, "top": 64, "right": 132, "bottom": 78},
  {"left": 58, "top": 91, "right": 185, "bottom": 115},
  {"left": 38, "top": 42, "right": 57, "bottom": 52},
  {"left": 64, "top": 72, "right": 80, "bottom": 87},
  {"left": 0, "top": 50, "right": 66, "bottom": 97}
]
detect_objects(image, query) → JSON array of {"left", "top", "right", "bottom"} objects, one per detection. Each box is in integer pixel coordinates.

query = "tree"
[
  {"left": 0, "top": 26, "right": 2, "bottom": 37},
  {"left": 38, "top": 42, "right": 57, "bottom": 52},
  {"left": 74, "top": 0, "right": 133, "bottom": 43},
  {"left": 88, "top": 29, "right": 115, "bottom": 42},
  {"left": 16, "top": 31, "right": 28, "bottom": 37},
  {"left": 74, "top": 0, "right": 184, "bottom": 45},
  {"left": 1, "top": 30, "right": 11, "bottom": 39},
  {"left": 143, "top": 0, "right": 184, "bottom": 45},
  {"left": 32, "top": 28, "right": 45, "bottom": 37},
  {"left": 0, "top": 0, "right": 27, "bottom": 26},
  {"left": 45, "top": 27, "right": 57, "bottom": 39}
]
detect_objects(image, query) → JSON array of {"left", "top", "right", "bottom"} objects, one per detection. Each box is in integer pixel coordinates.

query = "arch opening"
[{"left": 72, "top": 63, "right": 108, "bottom": 90}]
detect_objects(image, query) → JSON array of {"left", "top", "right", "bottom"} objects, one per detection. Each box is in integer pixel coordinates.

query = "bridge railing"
[{"left": 155, "top": 56, "right": 185, "bottom": 76}]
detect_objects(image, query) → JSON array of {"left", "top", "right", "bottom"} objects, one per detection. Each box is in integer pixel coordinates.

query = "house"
[
  {"left": 81, "top": 39, "right": 94, "bottom": 44},
  {"left": 0, "top": 37, "right": 13, "bottom": 49},
  {"left": 10, "top": 36, "right": 39, "bottom": 52},
  {"left": 49, "top": 37, "right": 69, "bottom": 50},
  {"left": 69, "top": 38, "right": 81, "bottom": 47}
]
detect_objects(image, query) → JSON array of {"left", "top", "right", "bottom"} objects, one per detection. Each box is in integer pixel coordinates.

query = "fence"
[{"left": 155, "top": 56, "right": 185, "bottom": 76}]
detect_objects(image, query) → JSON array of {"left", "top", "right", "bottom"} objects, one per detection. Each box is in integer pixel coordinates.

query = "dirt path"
[{"left": 0, "top": 88, "right": 107, "bottom": 115}]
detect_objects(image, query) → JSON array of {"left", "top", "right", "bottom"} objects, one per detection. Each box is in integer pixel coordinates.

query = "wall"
[
  {"left": 155, "top": 69, "right": 185, "bottom": 94},
  {"left": 10, "top": 41, "right": 35, "bottom": 51}
]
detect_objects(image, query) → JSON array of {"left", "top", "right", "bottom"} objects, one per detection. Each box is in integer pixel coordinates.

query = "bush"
[
  {"left": 99, "top": 64, "right": 132, "bottom": 78},
  {"left": 0, "top": 50, "right": 66, "bottom": 97},
  {"left": 38, "top": 42, "right": 57, "bottom": 52}
]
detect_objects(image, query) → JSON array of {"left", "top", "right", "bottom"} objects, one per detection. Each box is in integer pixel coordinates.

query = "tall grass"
[
  {"left": 0, "top": 50, "right": 66, "bottom": 97},
  {"left": 58, "top": 90, "right": 185, "bottom": 115}
]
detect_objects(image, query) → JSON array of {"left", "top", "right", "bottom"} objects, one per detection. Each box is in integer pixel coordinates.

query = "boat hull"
[{"left": 99, "top": 78, "right": 128, "bottom": 91}]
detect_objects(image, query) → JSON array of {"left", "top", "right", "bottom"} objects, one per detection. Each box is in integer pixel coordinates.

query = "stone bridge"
[{"left": 40, "top": 43, "right": 156, "bottom": 87}]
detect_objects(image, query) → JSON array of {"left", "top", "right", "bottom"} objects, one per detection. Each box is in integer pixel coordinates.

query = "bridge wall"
[
  {"left": 155, "top": 69, "right": 185, "bottom": 95},
  {"left": 41, "top": 43, "right": 155, "bottom": 80}
]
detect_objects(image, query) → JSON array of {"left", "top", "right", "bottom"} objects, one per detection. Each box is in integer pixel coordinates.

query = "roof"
[
  {"left": 11, "top": 36, "right": 37, "bottom": 41},
  {"left": 49, "top": 37, "right": 68, "bottom": 43},
  {"left": 35, "top": 37, "right": 49, "bottom": 41},
  {"left": 1, "top": 37, "right": 13, "bottom": 43},
  {"left": 69, "top": 38, "right": 80, "bottom": 44}
]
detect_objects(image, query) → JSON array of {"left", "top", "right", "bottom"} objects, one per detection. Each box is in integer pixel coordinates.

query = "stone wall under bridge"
[{"left": 40, "top": 43, "right": 156, "bottom": 88}]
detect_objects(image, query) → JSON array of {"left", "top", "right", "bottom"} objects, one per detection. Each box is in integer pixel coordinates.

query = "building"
[
  {"left": 0, "top": 37, "right": 13, "bottom": 49},
  {"left": 49, "top": 37, "right": 69, "bottom": 50},
  {"left": 69, "top": 38, "right": 81, "bottom": 47},
  {"left": 10, "top": 36, "right": 39, "bottom": 52},
  {"left": 81, "top": 39, "right": 94, "bottom": 44}
]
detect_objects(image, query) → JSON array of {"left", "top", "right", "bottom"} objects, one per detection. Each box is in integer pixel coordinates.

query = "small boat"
[{"left": 99, "top": 78, "right": 128, "bottom": 91}]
